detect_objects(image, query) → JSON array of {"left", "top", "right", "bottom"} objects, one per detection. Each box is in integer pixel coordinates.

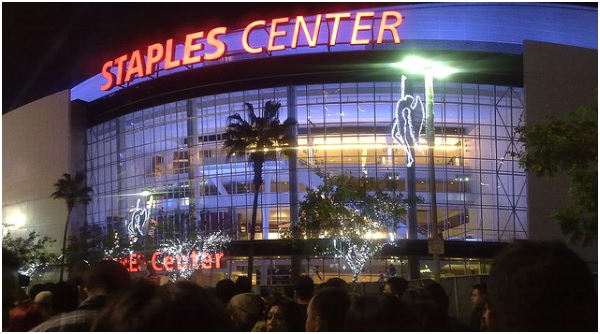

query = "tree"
[
  {"left": 298, "top": 172, "right": 409, "bottom": 282},
  {"left": 223, "top": 101, "right": 297, "bottom": 283},
  {"left": 64, "top": 222, "right": 106, "bottom": 276},
  {"left": 2, "top": 226, "right": 59, "bottom": 279},
  {"left": 514, "top": 105, "right": 597, "bottom": 246},
  {"left": 51, "top": 172, "right": 93, "bottom": 281}
]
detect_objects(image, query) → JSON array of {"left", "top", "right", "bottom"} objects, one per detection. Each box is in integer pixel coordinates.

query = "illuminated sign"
[
  {"left": 127, "top": 199, "right": 149, "bottom": 242},
  {"left": 101, "top": 10, "right": 403, "bottom": 91},
  {"left": 119, "top": 250, "right": 224, "bottom": 273},
  {"left": 391, "top": 75, "right": 424, "bottom": 167}
]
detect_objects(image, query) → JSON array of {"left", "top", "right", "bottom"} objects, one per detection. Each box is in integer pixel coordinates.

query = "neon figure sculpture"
[
  {"left": 128, "top": 199, "right": 149, "bottom": 242},
  {"left": 391, "top": 75, "right": 425, "bottom": 167}
]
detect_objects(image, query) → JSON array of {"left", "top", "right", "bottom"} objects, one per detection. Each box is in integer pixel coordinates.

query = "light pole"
[
  {"left": 393, "top": 56, "right": 457, "bottom": 281},
  {"left": 140, "top": 190, "right": 152, "bottom": 267}
]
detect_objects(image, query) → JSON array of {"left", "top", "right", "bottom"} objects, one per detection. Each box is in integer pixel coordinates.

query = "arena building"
[{"left": 3, "top": 3, "right": 597, "bottom": 282}]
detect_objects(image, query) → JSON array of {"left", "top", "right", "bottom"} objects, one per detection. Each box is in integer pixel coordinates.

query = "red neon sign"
[
  {"left": 118, "top": 251, "right": 224, "bottom": 273},
  {"left": 100, "top": 10, "right": 402, "bottom": 91}
]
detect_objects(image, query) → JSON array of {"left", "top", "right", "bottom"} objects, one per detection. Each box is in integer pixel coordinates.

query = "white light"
[
  {"left": 391, "top": 75, "right": 425, "bottom": 167},
  {"left": 365, "top": 231, "right": 386, "bottom": 240},
  {"left": 6, "top": 211, "right": 26, "bottom": 229},
  {"left": 392, "top": 56, "right": 458, "bottom": 79},
  {"left": 389, "top": 232, "right": 395, "bottom": 242}
]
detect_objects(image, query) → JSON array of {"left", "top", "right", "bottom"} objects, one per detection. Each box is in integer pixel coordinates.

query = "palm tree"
[
  {"left": 52, "top": 172, "right": 93, "bottom": 281},
  {"left": 223, "top": 101, "right": 297, "bottom": 283}
]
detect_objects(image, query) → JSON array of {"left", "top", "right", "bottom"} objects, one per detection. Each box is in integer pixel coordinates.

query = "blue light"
[{"left": 72, "top": 3, "right": 597, "bottom": 103}]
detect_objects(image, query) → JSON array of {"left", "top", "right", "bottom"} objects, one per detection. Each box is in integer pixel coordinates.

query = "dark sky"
[{"left": 2, "top": 2, "right": 389, "bottom": 114}]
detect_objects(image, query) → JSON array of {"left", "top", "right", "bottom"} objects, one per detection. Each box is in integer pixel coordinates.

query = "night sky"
[{"left": 2, "top": 2, "right": 390, "bottom": 114}]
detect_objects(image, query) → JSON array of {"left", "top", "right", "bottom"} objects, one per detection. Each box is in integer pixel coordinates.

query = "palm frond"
[
  {"left": 264, "top": 100, "right": 281, "bottom": 120},
  {"left": 245, "top": 102, "right": 257, "bottom": 124}
]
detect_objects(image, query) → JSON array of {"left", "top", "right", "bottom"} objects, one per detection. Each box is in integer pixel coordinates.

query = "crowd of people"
[{"left": 2, "top": 240, "right": 597, "bottom": 332}]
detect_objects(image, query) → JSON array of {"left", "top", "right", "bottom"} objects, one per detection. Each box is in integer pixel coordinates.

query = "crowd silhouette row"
[{"left": 3, "top": 240, "right": 597, "bottom": 332}]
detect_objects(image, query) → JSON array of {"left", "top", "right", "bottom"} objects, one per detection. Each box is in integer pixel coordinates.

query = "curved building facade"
[
  {"left": 87, "top": 81, "right": 526, "bottom": 243},
  {"left": 3, "top": 3, "right": 597, "bottom": 281}
]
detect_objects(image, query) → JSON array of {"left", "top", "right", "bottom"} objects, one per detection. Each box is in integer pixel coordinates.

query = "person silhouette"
[
  {"left": 486, "top": 240, "right": 597, "bottom": 332},
  {"left": 386, "top": 263, "right": 397, "bottom": 278},
  {"left": 312, "top": 266, "right": 322, "bottom": 282}
]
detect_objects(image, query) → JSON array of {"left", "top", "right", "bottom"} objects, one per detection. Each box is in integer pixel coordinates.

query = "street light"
[{"left": 393, "top": 56, "right": 457, "bottom": 281}]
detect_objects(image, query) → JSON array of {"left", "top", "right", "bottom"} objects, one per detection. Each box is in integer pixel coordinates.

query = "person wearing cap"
[
  {"left": 33, "top": 291, "right": 53, "bottom": 316},
  {"left": 227, "top": 292, "right": 265, "bottom": 331}
]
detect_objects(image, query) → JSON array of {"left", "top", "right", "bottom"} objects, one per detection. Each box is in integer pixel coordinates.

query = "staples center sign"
[
  {"left": 119, "top": 250, "right": 224, "bottom": 273},
  {"left": 101, "top": 10, "right": 403, "bottom": 91}
]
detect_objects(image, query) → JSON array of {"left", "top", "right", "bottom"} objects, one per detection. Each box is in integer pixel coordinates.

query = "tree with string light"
[
  {"left": 2, "top": 226, "right": 59, "bottom": 279},
  {"left": 298, "top": 172, "right": 409, "bottom": 282}
]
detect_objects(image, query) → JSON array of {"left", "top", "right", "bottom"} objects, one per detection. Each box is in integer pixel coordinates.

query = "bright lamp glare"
[
  {"left": 393, "top": 56, "right": 457, "bottom": 78},
  {"left": 7, "top": 211, "right": 26, "bottom": 228},
  {"left": 429, "top": 63, "right": 456, "bottom": 78}
]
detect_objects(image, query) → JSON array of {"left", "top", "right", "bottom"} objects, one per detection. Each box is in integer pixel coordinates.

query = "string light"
[
  {"left": 340, "top": 238, "right": 387, "bottom": 282},
  {"left": 156, "top": 231, "right": 232, "bottom": 281},
  {"left": 103, "top": 229, "right": 134, "bottom": 261},
  {"left": 19, "top": 262, "right": 52, "bottom": 279}
]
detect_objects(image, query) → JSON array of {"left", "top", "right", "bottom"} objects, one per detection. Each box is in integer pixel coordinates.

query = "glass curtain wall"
[{"left": 86, "top": 81, "right": 527, "bottom": 246}]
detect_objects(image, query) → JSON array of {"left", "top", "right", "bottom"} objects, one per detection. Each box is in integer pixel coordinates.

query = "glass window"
[{"left": 87, "top": 81, "right": 526, "bottom": 245}]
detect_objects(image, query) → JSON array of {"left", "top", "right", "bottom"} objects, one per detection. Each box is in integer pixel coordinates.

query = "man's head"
[
  {"left": 234, "top": 276, "right": 252, "bottom": 294},
  {"left": 383, "top": 276, "right": 408, "bottom": 299},
  {"left": 470, "top": 283, "right": 486, "bottom": 309},
  {"left": 486, "top": 240, "right": 597, "bottom": 332},
  {"left": 305, "top": 287, "right": 350, "bottom": 332},
  {"left": 215, "top": 278, "right": 236, "bottom": 305},
  {"left": 294, "top": 275, "right": 315, "bottom": 303},
  {"left": 83, "top": 260, "right": 131, "bottom": 296},
  {"left": 322, "top": 277, "right": 347, "bottom": 290}
]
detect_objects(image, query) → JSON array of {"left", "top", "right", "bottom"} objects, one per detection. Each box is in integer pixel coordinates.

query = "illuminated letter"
[
  {"left": 164, "top": 38, "right": 181, "bottom": 70},
  {"left": 176, "top": 255, "right": 185, "bottom": 271},
  {"left": 243, "top": 20, "right": 266, "bottom": 54},
  {"left": 183, "top": 31, "right": 205, "bottom": 65},
  {"left": 201, "top": 253, "right": 213, "bottom": 269},
  {"left": 100, "top": 60, "right": 115, "bottom": 91},
  {"left": 164, "top": 255, "right": 174, "bottom": 272},
  {"left": 215, "top": 252, "right": 223, "bottom": 269},
  {"left": 377, "top": 11, "right": 402, "bottom": 43},
  {"left": 124, "top": 50, "right": 145, "bottom": 83},
  {"left": 114, "top": 54, "right": 129, "bottom": 86},
  {"left": 129, "top": 253, "right": 137, "bottom": 272},
  {"left": 325, "top": 12, "right": 351, "bottom": 46},
  {"left": 205, "top": 27, "right": 227, "bottom": 61},
  {"left": 189, "top": 250, "right": 199, "bottom": 268},
  {"left": 119, "top": 257, "right": 128, "bottom": 270},
  {"left": 292, "top": 14, "right": 322, "bottom": 48},
  {"left": 351, "top": 11, "right": 374, "bottom": 45},
  {"left": 152, "top": 251, "right": 164, "bottom": 271},
  {"left": 267, "top": 17, "right": 289, "bottom": 52},
  {"left": 145, "top": 43, "right": 165, "bottom": 76}
]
